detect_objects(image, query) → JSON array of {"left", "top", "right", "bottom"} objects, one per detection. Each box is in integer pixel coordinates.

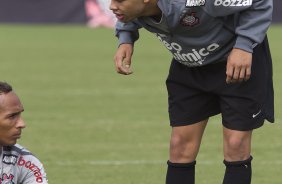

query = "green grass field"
[{"left": 0, "top": 24, "right": 281, "bottom": 184}]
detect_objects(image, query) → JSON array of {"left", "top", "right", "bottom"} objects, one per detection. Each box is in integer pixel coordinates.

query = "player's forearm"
[{"left": 234, "top": 0, "right": 273, "bottom": 53}]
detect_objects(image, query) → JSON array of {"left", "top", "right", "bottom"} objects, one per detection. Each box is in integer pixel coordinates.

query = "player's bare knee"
[
  {"left": 169, "top": 148, "right": 196, "bottom": 163},
  {"left": 226, "top": 136, "right": 245, "bottom": 148},
  {"left": 169, "top": 135, "right": 198, "bottom": 162},
  {"left": 170, "top": 134, "right": 184, "bottom": 152},
  {"left": 224, "top": 136, "right": 250, "bottom": 161}
]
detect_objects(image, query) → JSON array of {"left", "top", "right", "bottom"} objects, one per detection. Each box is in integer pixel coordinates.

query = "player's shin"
[
  {"left": 222, "top": 156, "right": 253, "bottom": 184},
  {"left": 166, "top": 160, "right": 196, "bottom": 184}
]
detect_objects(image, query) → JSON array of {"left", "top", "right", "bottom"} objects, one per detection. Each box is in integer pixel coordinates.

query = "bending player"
[{"left": 110, "top": 0, "right": 274, "bottom": 183}]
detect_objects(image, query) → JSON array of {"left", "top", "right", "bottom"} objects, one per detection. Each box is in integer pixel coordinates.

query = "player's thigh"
[
  {"left": 223, "top": 127, "right": 252, "bottom": 161},
  {"left": 219, "top": 39, "right": 273, "bottom": 131},
  {"left": 220, "top": 95, "right": 264, "bottom": 131},
  {"left": 169, "top": 119, "right": 208, "bottom": 162},
  {"left": 170, "top": 119, "right": 208, "bottom": 145},
  {"left": 166, "top": 61, "right": 221, "bottom": 127}
]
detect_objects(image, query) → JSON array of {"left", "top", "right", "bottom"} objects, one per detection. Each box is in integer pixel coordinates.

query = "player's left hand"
[{"left": 226, "top": 48, "right": 252, "bottom": 84}]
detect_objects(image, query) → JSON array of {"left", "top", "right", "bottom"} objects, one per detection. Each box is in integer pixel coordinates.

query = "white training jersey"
[{"left": 0, "top": 144, "right": 48, "bottom": 184}]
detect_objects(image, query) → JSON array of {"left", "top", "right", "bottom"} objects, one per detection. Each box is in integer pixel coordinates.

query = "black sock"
[
  {"left": 223, "top": 156, "right": 253, "bottom": 184},
  {"left": 166, "top": 160, "right": 196, "bottom": 184}
]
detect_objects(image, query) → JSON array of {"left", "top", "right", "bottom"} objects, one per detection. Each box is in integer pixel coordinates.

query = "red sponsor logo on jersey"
[
  {"left": 0, "top": 173, "right": 15, "bottom": 184},
  {"left": 17, "top": 156, "right": 43, "bottom": 183}
]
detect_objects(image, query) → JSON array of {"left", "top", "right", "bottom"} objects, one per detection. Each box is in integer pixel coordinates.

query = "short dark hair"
[{"left": 0, "top": 82, "right": 13, "bottom": 94}]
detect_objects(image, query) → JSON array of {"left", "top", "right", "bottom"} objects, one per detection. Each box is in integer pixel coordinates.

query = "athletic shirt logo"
[
  {"left": 180, "top": 11, "right": 199, "bottom": 27},
  {"left": 186, "top": 0, "right": 206, "bottom": 7},
  {"left": 0, "top": 173, "right": 15, "bottom": 184},
  {"left": 2, "top": 154, "right": 18, "bottom": 165}
]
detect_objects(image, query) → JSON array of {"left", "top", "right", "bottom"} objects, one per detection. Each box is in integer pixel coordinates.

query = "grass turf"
[{"left": 0, "top": 24, "right": 281, "bottom": 184}]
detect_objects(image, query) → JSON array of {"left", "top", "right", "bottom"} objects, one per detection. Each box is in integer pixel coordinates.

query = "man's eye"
[
  {"left": 9, "top": 115, "right": 16, "bottom": 119},
  {"left": 8, "top": 114, "right": 18, "bottom": 119}
]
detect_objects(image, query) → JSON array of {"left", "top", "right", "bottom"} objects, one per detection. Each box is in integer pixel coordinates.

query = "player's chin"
[
  {"left": 4, "top": 139, "right": 18, "bottom": 146},
  {"left": 120, "top": 19, "right": 130, "bottom": 23},
  {"left": 121, "top": 16, "right": 136, "bottom": 23}
]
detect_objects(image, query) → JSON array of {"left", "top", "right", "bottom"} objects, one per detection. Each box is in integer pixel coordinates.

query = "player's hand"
[
  {"left": 114, "top": 43, "right": 134, "bottom": 75},
  {"left": 226, "top": 48, "right": 252, "bottom": 83}
]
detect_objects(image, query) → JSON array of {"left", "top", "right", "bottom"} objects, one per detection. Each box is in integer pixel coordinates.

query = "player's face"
[
  {"left": 110, "top": 0, "right": 148, "bottom": 23},
  {"left": 0, "top": 92, "right": 25, "bottom": 147}
]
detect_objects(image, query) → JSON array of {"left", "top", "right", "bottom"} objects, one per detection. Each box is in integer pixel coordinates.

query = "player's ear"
[{"left": 143, "top": 0, "right": 150, "bottom": 4}]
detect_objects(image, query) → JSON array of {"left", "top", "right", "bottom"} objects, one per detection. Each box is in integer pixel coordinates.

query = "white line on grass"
[
  {"left": 56, "top": 160, "right": 282, "bottom": 166},
  {"left": 56, "top": 160, "right": 164, "bottom": 166}
]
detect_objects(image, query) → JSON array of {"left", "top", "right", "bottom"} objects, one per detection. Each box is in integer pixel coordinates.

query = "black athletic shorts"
[{"left": 166, "top": 38, "right": 274, "bottom": 131}]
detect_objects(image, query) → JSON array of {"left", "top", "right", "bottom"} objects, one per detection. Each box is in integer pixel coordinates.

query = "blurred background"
[
  {"left": 0, "top": 0, "right": 116, "bottom": 27},
  {"left": 0, "top": 0, "right": 281, "bottom": 184}
]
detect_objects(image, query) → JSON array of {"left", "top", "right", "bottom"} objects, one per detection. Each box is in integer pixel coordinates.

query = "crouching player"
[{"left": 0, "top": 82, "right": 48, "bottom": 184}]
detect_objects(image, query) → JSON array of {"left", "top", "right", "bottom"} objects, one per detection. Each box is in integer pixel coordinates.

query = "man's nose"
[
  {"left": 17, "top": 117, "right": 26, "bottom": 129},
  {"left": 109, "top": 0, "right": 117, "bottom": 11}
]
